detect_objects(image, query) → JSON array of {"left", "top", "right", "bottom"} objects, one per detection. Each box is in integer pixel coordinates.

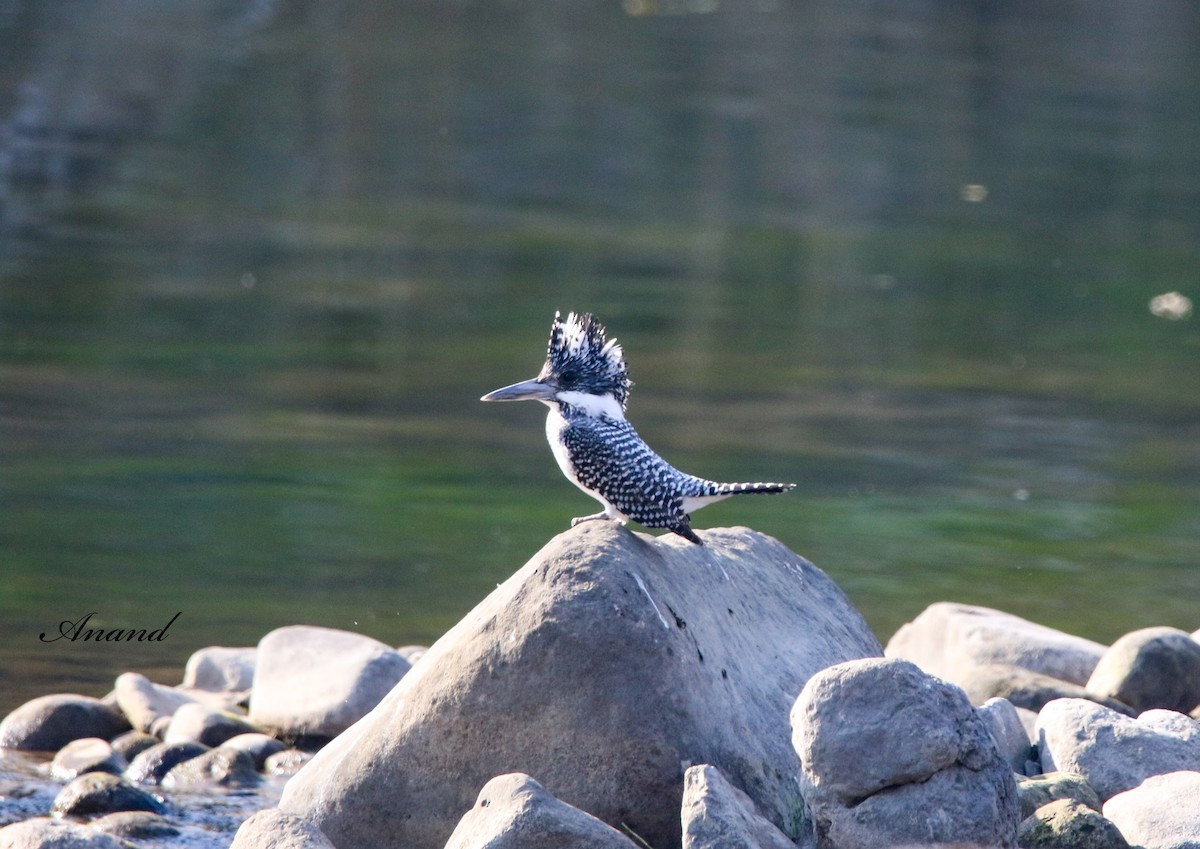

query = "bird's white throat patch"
[{"left": 554, "top": 390, "right": 626, "bottom": 421}]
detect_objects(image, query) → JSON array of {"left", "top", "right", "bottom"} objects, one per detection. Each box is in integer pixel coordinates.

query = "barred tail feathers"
[{"left": 680, "top": 480, "right": 795, "bottom": 515}]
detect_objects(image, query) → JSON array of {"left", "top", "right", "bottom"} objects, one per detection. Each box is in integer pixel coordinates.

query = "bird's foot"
[{"left": 570, "top": 511, "right": 612, "bottom": 528}]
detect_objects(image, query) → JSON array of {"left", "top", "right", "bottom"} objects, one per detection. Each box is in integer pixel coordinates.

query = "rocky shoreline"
[{"left": 2, "top": 523, "right": 1198, "bottom": 849}]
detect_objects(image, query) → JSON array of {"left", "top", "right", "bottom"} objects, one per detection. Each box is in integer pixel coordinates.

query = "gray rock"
[
  {"left": 1018, "top": 799, "right": 1130, "bottom": 849},
  {"left": 182, "top": 646, "right": 257, "bottom": 694},
  {"left": 792, "top": 656, "right": 1019, "bottom": 849},
  {"left": 1103, "top": 771, "right": 1200, "bottom": 849},
  {"left": 219, "top": 732, "right": 287, "bottom": 769},
  {"left": 279, "top": 524, "right": 881, "bottom": 849},
  {"left": 682, "top": 764, "right": 804, "bottom": 849},
  {"left": 1086, "top": 627, "right": 1200, "bottom": 715},
  {"left": 90, "top": 810, "right": 180, "bottom": 839},
  {"left": 113, "top": 672, "right": 198, "bottom": 732},
  {"left": 886, "top": 603, "right": 1107, "bottom": 687},
  {"left": 161, "top": 747, "right": 259, "bottom": 789},
  {"left": 443, "top": 773, "right": 639, "bottom": 849},
  {"left": 1017, "top": 772, "right": 1103, "bottom": 820},
  {"left": 265, "top": 748, "right": 313, "bottom": 776},
  {"left": 109, "top": 730, "right": 159, "bottom": 762},
  {"left": 0, "top": 694, "right": 130, "bottom": 751},
  {"left": 957, "top": 663, "right": 1134, "bottom": 715},
  {"left": 0, "top": 817, "right": 128, "bottom": 849},
  {"left": 1037, "top": 698, "right": 1200, "bottom": 800},
  {"left": 978, "top": 697, "right": 1035, "bottom": 773},
  {"left": 230, "top": 808, "right": 338, "bottom": 849},
  {"left": 49, "top": 737, "right": 127, "bottom": 781},
  {"left": 124, "top": 740, "right": 208, "bottom": 784},
  {"left": 50, "top": 772, "right": 166, "bottom": 817},
  {"left": 249, "top": 625, "right": 412, "bottom": 740},
  {"left": 162, "top": 702, "right": 262, "bottom": 747}
]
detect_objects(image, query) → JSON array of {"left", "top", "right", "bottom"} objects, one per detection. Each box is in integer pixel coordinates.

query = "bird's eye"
[{"left": 558, "top": 368, "right": 578, "bottom": 387}]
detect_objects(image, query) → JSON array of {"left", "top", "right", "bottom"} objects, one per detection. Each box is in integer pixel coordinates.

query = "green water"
[{"left": 1, "top": 0, "right": 1199, "bottom": 714}]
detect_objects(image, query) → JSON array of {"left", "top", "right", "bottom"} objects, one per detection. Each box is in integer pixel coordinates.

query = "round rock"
[
  {"left": 1018, "top": 798, "right": 1130, "bottom": 849},
  {"left": 182, "top": 646, "right": 256, "bottom": 693},
  {"left": 230, "top": 808, "right": 338, "bottom": 849},
  {"left": 109, "top": 730, "right": 160, "bottom": 761},
  {"left": 51, "top": 772, "right": 166, "bottom": 817},
  {"left": 1086, "top": 627, "right": 1200, "bottom": 714},
  {"left": 1017, "top": 772, "right": 1102, "bottom": 820},
  {"left": 0, "top": 694, "right": 129, "bottom": 751},
  {"left": 124, "top": 740, "right": 208, "bottom": 784},
  {"left": 92, "top": 810, "right": 180, "bottom": 839},
  {"left": 49, "top": 737, "right": 127, "bottom": 781},
  {"left": 162, "top": 702, "right": 262, "bottom": 747},
  {"left": 219, "top": 732, "right": 287, "bottom": 769},
  {"left": 161, "top": 747, "right": 259, "bottom": 789},
  {"left": 265, "top": 748, "right": 312, "bottom": 776},
  {"left": 0, "top": 817, "right": 128, "bottom": 849}
]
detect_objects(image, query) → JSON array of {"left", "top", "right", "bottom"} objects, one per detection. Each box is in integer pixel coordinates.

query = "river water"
[{"left": 1, "top": 0, "right": 1198, "bottom": 714}]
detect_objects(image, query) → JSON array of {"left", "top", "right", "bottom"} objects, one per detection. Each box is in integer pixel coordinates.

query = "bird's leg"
[{"left": 571, "top": 511, "right": 613, "bottom": 527}]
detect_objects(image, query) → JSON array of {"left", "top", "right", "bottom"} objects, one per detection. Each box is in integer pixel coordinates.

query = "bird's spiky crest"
[{"left": 541, "top": 311, "right": 632, "bottom": 409}]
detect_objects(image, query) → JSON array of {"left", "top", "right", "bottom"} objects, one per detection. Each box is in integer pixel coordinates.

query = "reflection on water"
[{"left": 1, "top": 0, "right": 1198, "bottom": 712}]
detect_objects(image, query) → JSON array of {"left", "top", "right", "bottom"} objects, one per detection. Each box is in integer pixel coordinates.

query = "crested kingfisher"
[{"left": 481, "top": 311, "right": 795, "bottom": 544}]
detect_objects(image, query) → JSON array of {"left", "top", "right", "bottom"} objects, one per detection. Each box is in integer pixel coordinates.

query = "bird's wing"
[{"left": 559, "top": 417, "right": 691, "bottom": 531}]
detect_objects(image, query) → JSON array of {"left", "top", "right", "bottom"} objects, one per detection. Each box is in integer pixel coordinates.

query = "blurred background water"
[{"left": 1, "top": 0, "right": 1197, "bottom": 714}]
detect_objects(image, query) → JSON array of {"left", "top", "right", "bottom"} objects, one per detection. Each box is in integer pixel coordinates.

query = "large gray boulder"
[
  {"left": 279, "top": 523, "right": 882, "bottom": 849},
  {"left": 1086, "top": 627, "right": 1200, "bottom": 715},
  {"left": 792, "top": 657, "right": 1020, "bottom": 849},
  {"left": 444, "top": 773, "right": 639, "bottom": 849},
  {"left": 886, "top": 603, "right": 1106, "bottom": 687},
  {"left": 681, "top": 764, "right": 804, "bottom": 849},
  {"left": 1103, "top": 771, "right": 1200, "bottom": 849},
  {"left": 1037, "top": 698, "right": 1200, "bottom": 800},
  {"left": 248, "top": 625, "right": 412, "bottom": 740}
]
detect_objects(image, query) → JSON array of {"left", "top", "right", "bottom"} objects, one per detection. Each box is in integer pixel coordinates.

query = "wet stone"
[
  {"left": 161, "top": 747, "right": 259, "bottom": 789},
  {"left": 0, "top": 694, "right": 130, "bottom": 752},
  {"left": 109, "top": 730, "right": 160, "bottom": 762},
  {"left": 124, "top": 741, "right": 209, "bottom": 785},
  {"left": 264, "top": 748, "right": 313, "bottom": 776},
  {"left": 91, "top": 810, "right": 181, "bottom": 839},
  {"left": 50, "top": 772, "right": 166, "bottom": 818},
  {"left": 49, "top": 738, "right": 127, "bottom": 781}
]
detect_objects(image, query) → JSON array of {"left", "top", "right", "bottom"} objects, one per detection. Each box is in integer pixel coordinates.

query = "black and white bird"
[{"left": 481, "top": 311, "right": 795, "bottom": 544}]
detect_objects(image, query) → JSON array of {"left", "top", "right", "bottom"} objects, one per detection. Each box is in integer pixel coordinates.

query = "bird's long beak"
[{"left": 480, "top": 377, "right": 557, "bottom": 403}]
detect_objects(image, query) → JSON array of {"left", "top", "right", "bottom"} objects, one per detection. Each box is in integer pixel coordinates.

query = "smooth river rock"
[
  {"left": 1037, "top": 698, "right": 1200, "bottom": 800},
  {"left": 181, "top": 645, "right": 257, "bottom": 694},
  {"left": 886, "top": 602, "right": 1107, "bottom": 687},
  {"left": 279, "top": 523, "right": 882, "bottom": 849},
  {"left": 248, "top": 624, "right": 412, "bottom": 740},
  {"left": 0, "top": 694, "right": 129, "bottom": 752},
  {"left": 1086, "top": 627, "right": 1200, "bottom": 715}
]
